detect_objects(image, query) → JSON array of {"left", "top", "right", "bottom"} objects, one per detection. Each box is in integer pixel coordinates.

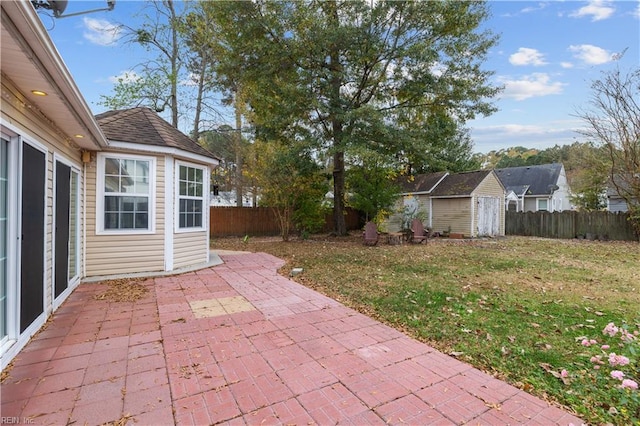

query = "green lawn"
[{"left": 212, "top": 235, "right": 640, "bottom": 425}]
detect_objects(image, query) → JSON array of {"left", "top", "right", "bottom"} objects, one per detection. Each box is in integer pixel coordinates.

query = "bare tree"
[
  {"left": 576, "top": 67, "right": 640, "bottom": 233},
  {"left": 101, "top": 0, "right": 184, "bottom": 128}
]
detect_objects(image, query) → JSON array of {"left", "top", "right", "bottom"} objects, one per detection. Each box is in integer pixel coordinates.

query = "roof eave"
[
  {"left": 105, "top": 140, "right": 220, "bottom": 166},
  {"left": 2, "top": 1, "right": 108, "bottom": 150}
]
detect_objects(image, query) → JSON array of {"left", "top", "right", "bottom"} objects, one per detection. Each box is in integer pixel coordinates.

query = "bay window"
[
  {"left": 177, "top": 163, "right": 206, "bottom": 230},
  {"left": 97, "top": 154, "right": 155, "bottom": 233}
]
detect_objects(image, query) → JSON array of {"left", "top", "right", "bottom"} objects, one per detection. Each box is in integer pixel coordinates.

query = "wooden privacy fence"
[
  {"left": 505, "top": 211, "right": 638, "bottom": 241},
  {"left": 210, "top": 206, "right": 363, "bottom": 237}
]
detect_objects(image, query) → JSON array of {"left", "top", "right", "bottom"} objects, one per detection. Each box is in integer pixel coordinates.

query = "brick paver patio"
[{"left": 0, "top": 252, "right": 584, "bottom": 425}]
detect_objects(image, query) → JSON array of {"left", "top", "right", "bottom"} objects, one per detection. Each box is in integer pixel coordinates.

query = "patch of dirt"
[
  {"left": 101, "top": 413, "right": 133, "bottom": 426},
  {"left": 94, "top": 278, "right": 149, "bottom": 302},
  {"left": 0, "top": 360, "right": 14, "bottom": 383}
]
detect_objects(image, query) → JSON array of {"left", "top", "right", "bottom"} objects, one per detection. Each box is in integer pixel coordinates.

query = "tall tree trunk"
[
  {"left": 234, "top": 91, "right": 244, "bottom": 207},
  {"left": 167, "top": 0, "right": 179, "bottom": 128},
  {"left": 191, "top": 58, "right": 206, "bottom": 140},
  {"left": 333, "top": 151, "right": 347, "bottom": 235},
  {"left": 327, "top": 2, "right": 347, "bottom": 236}
]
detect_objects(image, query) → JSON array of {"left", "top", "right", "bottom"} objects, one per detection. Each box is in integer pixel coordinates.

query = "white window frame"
[
  {"left": 52, "top": 154, "right": 82, "bottom": 309},
  {"left": 175, "top": 161, "right": 207, "bottom": 233},
  {"left": 537, "top": 198, "right": 549, "bottom": 212},
  {"left": 96, "top": 153, "right": 156, "bottom": 235}
]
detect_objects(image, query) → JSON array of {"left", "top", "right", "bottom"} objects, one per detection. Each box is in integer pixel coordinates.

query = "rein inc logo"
[{"left": 1, "top": 418, "right": 35, "bottom": 424}]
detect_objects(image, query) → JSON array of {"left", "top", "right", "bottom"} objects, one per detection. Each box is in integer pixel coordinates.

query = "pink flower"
[
  {"left": 610, "top": 370, "right": 625, "bottom": 380},
  {"left": 621, "top": 379, "right": 638, "bottom": 390},
  {"left": 601, "top": 344, "right": 610, "bottom": 350},
  {"left": 561, "top": 369, "right": 568, "bottom": 378},
  {"left": 581, "top": 339, "right": 591, "bottom": 346},
  {"left": 620, "top": 330, "right": 637, "bottom": 343},
  {"left": 608, "top": 353, "right": 630, "bottom": 367},
  {"left": 603, "top": 322, "right": 619, "bottom": 337}
]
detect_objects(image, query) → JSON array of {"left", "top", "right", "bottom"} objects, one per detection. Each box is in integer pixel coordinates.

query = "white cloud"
[
  {"left": 570, "top": 0, "right": 615, "bottom": 21},
  {"left": 498, "top": 73, "right": 565, "bottom": 101},
  {"left": 509, "top": 48, "right": 548, "bottom": 66},
  {"left": 83, "top": 17, "right": 121, "bottom": 46},
  {"left": 560, "top": 62, "right": 574, "bottom": 69},
  {"left": 470, "top": 120, "right": 583, "bottom": 153},
  {"left": 520, "top": 2, "right": 549, "bottom": 14},
  {"left": 108, "top": 71, "right": 141, "bottom": 84},
  {"left": 568, "top": 44, "right": 612, "bottom": 65}
]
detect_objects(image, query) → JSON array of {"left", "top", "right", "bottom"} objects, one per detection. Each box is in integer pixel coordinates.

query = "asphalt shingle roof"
[
  {"left": 399, "top": 170, "right": 495, "bottom": 196},
  {"left": 95, "top": 107, "right": 218, "bottom": 160},
  {"left": 398, "top": 171, "right": 448, "bottom": 194},
  {"left": 430, "top": 170, "right": 492, "bottom": 197},
  {"left": 494, "top": 163, "right": 562, "bottom": 196}
]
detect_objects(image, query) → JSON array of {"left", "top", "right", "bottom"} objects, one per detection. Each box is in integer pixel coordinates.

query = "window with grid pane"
[
  {"left": 178, "top": 165, "right": 204, "bottom": 229},
  {"left": 103, "top": 157, "right": 150, "bottom": 230}
]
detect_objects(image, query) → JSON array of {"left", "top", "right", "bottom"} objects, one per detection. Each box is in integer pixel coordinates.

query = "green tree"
[
  {"left": 210, "top": 0, "right": 501, "bottom": 235},
  {"left": 253, "top": 140, "right": 329, "bottom": 241},
  {"left": 346, "top": 150, "right": 401, "bottom": 224}
]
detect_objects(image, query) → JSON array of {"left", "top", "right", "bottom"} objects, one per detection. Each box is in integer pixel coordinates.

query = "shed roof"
[
  {"left": 95, "top": 107, "right": 218, "bottom": 160},
  {"left": 430, "top": 170, "right": 493, "bottom": 197},
  {"left": 398, "top": 171, "right": 448, "bottom": 194},
  {"left": 494, "top": 163, "right": 562, "bottom": 196}
]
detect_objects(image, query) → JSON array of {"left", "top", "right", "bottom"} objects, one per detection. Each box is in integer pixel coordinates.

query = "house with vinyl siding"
[
  {"left": 606, "top": 174, "right": 639, "bottom": 213},
  {"left": 383, "top": 170, "right": 505, "bottom": 238},
  {"left": 0, "top": 1, "right": 218, "bottom": 369},
  {"left": 495, "top": 163, "right": 572, "bottom": 212},
  {"left": 86, "top": 108, "right": 218, "bottom": 278}
]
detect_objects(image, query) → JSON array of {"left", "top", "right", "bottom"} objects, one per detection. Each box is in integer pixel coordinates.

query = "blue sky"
[{"left": 40, "top": 0, "right": 640, "bottom": 154}]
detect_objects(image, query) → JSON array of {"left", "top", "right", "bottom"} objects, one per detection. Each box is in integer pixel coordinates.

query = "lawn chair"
[
  {"left": 410, "top": 219, "right": 428, "bottom": 244},
  {"left": 363, "top": 221, "right": 379, "bottom": 246}
]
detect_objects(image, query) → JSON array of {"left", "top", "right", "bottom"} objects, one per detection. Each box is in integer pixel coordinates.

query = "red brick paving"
[{"left": 0, "top": 252, "right": 584, "bottom": 425}]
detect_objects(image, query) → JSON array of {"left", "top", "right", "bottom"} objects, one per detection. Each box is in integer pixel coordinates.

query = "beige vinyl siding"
[
  {"left": 85, "top": 153, "right": 165, "bottom": 276},
  {"left": 473, "top": 174, "right": 506, "bottom": 236},
  {"left": 173, "top": 231, "right": 208, "bottom": 269},
  {"left": 383, "top": 193, "right": 431, "bottom": 233},
  {"left": 431, "top": 198, "right": 472, "bottom": 236},
  {"left": 2, "top": 78, "right": 85, "bottom": 311}
]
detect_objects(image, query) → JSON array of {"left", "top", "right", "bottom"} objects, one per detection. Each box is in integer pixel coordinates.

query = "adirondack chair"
[
  {"left": 410, "top": 219, "right": 428, "bottom": 244},
  {"left": 363, "top": 221, "right": 379, "bottom": 246}
]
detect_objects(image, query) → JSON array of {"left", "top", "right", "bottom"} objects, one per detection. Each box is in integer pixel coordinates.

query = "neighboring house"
[
  {"left": 495, "top": 163, "right": 572, "bottom": 212},
  {"left": 385, "top": 170, "right": 505, "bottom": 238},
  {"left": 0, "top": 2, "right": 218, "bottom": 369},
  {"left": 606, "top": 174, "right": 639, "bottom": 213},
  {"left": 210, "top": 190, "right": 256, "bottom": 207}
]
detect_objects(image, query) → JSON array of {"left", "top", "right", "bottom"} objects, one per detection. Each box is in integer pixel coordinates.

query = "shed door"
[{"left": 477, "top": 196, "right": 500, "bottom": 236}]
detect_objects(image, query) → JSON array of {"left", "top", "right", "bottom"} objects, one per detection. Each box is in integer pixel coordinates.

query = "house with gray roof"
[
  {"left": 494, "top": 163, "right": 572, "bottom": 212},
  {"left": 87, "top": 107, "right": 219, "bottom": 278},
  {"left": 606, "top": 174, "right": 639, "bottom": 213}
]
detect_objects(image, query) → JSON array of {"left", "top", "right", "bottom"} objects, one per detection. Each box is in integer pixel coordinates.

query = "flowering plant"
[{"left": 563, "top": 321, "right": 639, "bottom": 424}]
